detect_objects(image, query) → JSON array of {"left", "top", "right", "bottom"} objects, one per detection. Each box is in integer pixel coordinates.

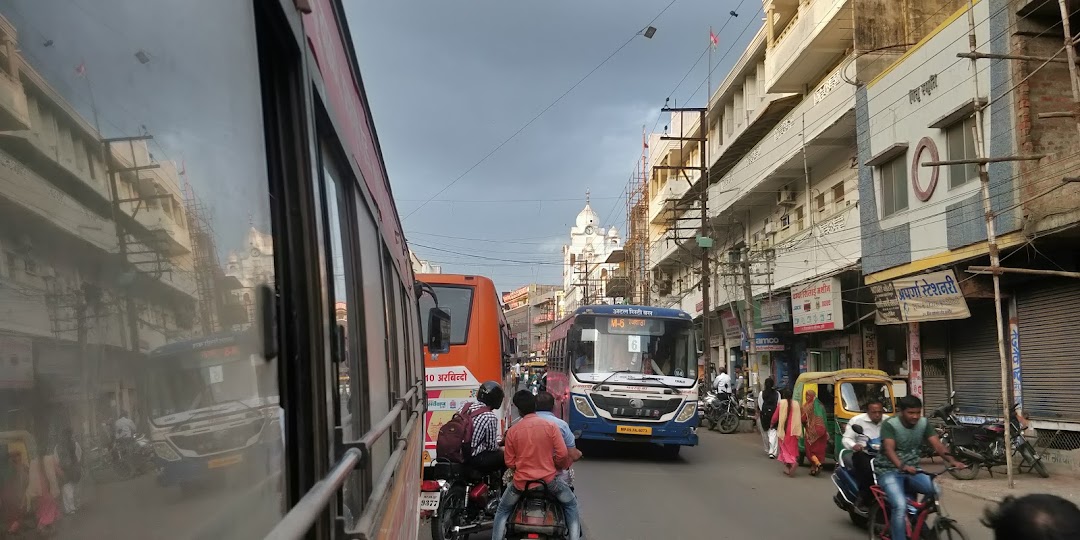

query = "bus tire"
[{"left": 661, "top": 444, "right": 681, "bottom": 460}]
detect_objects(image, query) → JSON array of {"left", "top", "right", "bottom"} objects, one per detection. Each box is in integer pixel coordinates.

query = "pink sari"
[{"left": 771, "top": 400, "right": 802, "bottom": 465}]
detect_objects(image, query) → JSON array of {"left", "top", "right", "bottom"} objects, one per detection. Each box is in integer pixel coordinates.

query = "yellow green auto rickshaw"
[{"left": 792, "top": 369, "right": 896, "bottom": 465}]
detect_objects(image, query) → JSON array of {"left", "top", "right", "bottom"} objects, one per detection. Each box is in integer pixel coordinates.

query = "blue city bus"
[
  {"left": 546, "top": 305, "right": 700, "bottom": 457},
  {"left": 145, "top": 329, "right": 282, "bottom": 491}
]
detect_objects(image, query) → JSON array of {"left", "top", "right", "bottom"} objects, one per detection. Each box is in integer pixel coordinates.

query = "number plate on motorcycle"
[
  {"left": 419, "top": 491, "right": 441, "bottom": 511},
  {"left": 616, "top": 425, "right": 652, "bottom": 435},
  {"left": 207, "top": 454, "right": 243, "bottom": 469}
]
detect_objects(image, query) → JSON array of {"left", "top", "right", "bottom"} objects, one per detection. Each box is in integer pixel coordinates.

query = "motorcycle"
[
  {"left": 832, "top": 423, "right": 879, "bottom": 527},
  {"left": 505, "top": 479, "right": 570, "bottom": 540},
  {"left": 937, "top": 398, "right": 1048, "bottom": 480},
  {"left": 422, "top": 459, "right": 505, "bottom": 540}
]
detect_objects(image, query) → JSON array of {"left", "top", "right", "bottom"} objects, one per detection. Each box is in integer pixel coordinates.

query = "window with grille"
[
  {"left": 947, "top": 116, "right": 979, "bottom": 189},
  {"left": 879, "top": 156, "right": 909, "bottom": 217}
]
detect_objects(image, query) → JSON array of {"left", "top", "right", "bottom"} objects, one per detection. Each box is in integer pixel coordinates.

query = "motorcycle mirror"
[{"left": 851, "top": 424, "right": 865, "bottom": 435}]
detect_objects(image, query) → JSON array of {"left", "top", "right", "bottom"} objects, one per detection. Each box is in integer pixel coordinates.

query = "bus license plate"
[
  {"left": 616, "top": 425, "right": 652, "bottom": 436},
  {"left": 419, "top": 491, "right": 441, "bottom": 511},
  {"left": 208, "top": 454, "right": 243, "bottom": 469}
]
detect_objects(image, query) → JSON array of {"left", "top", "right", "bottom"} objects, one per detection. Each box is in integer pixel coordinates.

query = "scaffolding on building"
[
  {"left": 183, "top": 181, "right": 226, "bottom": 335},
  {"left": 624, "top": 126, "right": 651, "bottom": 305}
]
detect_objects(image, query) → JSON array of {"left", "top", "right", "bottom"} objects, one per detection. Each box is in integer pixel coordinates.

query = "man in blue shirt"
[{"left": 535, "top": 391, "right": 582, "bottom": 486}]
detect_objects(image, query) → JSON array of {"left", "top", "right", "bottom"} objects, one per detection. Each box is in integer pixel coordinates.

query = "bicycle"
[{"left": 866, "top": 468, "right": 968, "bottom": 540}]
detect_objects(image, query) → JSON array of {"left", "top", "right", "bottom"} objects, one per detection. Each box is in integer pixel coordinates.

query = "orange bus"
[{"left": 416, "top": 274, "right": 514, "bottom": 466}]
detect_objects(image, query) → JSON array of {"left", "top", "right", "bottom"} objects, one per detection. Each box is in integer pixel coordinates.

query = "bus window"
[{"left": 419, "top": 286, "right": 474, "bottom": 345}]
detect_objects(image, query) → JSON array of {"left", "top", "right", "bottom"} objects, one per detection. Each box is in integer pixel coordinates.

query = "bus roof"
[
  {"left": 416, "top": 273, "right": 495, "bottom": 287},
  {"left": 573, "top": 304, "right": 692, "bottom": 320}
]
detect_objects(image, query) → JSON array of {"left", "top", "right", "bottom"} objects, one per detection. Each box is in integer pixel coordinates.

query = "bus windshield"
[
  {"left": 571, "top": 315, "right": 696, "bottom": 382},
  {"left": 147, "top": 338, "right": 273, "bottom": 425},
  {"left": 419, "top": 285, "right": 474, "bottom": 345}
]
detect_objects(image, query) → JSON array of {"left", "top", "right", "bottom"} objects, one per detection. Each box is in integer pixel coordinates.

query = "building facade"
[
  {"left": 561, "top": 197, "right": 622, "bottom": 313},
  {"left": 502, "top": 284, "right": 561, "bottom": 358}
]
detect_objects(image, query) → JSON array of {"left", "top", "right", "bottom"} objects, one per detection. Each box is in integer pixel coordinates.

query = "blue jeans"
[
  {"left": 491, "top": 478, "right": 580, "bottom": 540},
  {"left": 877, "top": 471, "right": 939, "bottom": 540}
]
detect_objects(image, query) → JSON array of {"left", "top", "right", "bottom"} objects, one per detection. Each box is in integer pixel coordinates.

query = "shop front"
[
  {"left": 790, "top": 277, "right": 845, "bottom": 388},
  {"left": 870, "top": 269, "right": 973, "bottom": 410}
]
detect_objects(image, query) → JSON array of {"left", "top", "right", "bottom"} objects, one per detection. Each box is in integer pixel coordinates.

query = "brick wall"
[{"left": 1012, "top": 20, "right": 1080, "bottom": 234}]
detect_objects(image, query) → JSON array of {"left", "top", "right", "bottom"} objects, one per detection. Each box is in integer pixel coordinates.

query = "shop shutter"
[
  {"left": 948, "top": 305, "right": 1004, "bottom": 415},
  {"left": 1017, "top": 281, "right": 1080, "bottom": 422},
  {"left": 922, "top": 358, "right": 949, "bottom": 420}
]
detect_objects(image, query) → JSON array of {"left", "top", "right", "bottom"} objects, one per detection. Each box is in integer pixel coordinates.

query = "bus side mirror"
[{"left": 427, "top": 307, "right": 452, "bottom": 354}]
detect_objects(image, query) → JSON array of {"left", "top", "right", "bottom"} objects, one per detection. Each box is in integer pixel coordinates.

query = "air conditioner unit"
[
  {"left": 764, "top": 221, "right": 776, "bottom": 235},
  {"left": 778, "top": 189, "right": 797, "bottom": 206}
]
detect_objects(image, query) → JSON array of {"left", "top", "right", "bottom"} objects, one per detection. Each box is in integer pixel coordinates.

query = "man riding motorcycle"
[
  {"left": 492, "top": 390, "right": 579, "bottom": 540},
  {"left": 535, "top": 391, "right": 582, "bottom": 487},
  {"left": 841, "top": 400, "right": 888, "bottom": 510}
]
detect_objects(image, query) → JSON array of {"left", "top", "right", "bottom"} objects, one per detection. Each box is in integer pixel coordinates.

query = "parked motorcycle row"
[{"left": 698, "top": 389, "right": 755, "bottom": 435}]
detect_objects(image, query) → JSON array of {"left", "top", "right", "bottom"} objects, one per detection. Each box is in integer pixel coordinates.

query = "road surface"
[{"left": 422, "top": 424, "right": 997, "bottom": 539}]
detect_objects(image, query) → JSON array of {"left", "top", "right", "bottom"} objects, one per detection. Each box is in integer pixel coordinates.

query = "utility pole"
[
  {"left": 658, "top": 106, "right": 712, "bottom": 375},
  {"left": 740, "top": 247, "right": 756, "bottom": 386}
]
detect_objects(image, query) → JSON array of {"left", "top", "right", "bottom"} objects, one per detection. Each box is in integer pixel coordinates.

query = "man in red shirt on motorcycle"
[{"left": 491, "top": 390, "right": 580, "bottom": 540}]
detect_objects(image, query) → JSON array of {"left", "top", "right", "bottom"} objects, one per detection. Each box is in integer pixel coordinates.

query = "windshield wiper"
[
  {"left": 590, "top": 370, "right": 637, "bottom": 391},
  {"left": 634, "top": 376, "right": 687, "bottom": 393}
]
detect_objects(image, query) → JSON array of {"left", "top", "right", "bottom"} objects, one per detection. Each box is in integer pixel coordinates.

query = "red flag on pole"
[
  {"left": 710, "top": 28, "right": 719, "bottom": 50},
  {"left": 74, "top": 60, "right": 86, "bottom": 78}
]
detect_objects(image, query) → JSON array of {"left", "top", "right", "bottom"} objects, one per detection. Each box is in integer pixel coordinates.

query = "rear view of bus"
[
  {"left": 548, "top": 305, "right": 700, "bottom": 458},
  {"left": 416, "top": 274, "right": 512, "bottom": 467}
]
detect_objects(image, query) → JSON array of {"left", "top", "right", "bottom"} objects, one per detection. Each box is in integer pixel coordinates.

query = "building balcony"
[
  {"left": 533, "top": 312, "right": 556, "bottom": 325},
  {"left": 710, "top": 58, "right": 856, "bottom": 218},
  {"left": 765, "top": 0, "right": 853, "bottom": 94},
  {"left": 0, "top": 73, "right": 29, "bottom": 132},
  {"left": 132, "top": 206, "right": 192, "bottom": 256},
  {"left": 648, "top": 177, "right": 693, "bottom": 224}
]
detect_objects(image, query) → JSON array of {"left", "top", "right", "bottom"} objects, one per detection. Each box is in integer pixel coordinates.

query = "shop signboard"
[
  {"left": 872, "top": 269, "right": 970, "bottom": 324},
  {"left": 759, "top": 296, "right": 791, "bottom": 326},
  {"left": 791, "top": 277, "right": 844, "bottom": 334},
  {"left": 741, "top": 331, "right": 786, "bottom": 352},
  {"left": 720, "top": 309, "right": 742, "bottom": 340}
]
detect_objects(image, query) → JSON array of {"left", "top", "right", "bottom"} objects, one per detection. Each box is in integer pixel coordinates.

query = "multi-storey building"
[
  {"left": 502, "top": 284, "right": 561, "bottom": 358},
  {"left": 646, "top": 1, "right": 971, "bottom": 390},
  {"left": 0, "top": 12, "right": 200, "bottom": 434},
  {"left": 857, "top": 0, "right": 1080, "bottom": 468}
]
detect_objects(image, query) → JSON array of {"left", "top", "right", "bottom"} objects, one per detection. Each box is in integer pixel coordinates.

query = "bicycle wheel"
[
  {"left": 934, "top": 518, "right": 969, "bottom": 540},
  {"left": 866, "top": 504, "right": 889, "bottom": 540}
]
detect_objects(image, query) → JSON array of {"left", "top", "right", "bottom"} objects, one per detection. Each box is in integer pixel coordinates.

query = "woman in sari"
[
  {"left": 801, "top": 389, "right": 829, "bottom": 476},
  {"left": 771, "top": 388, "right": 802, "bottom": 476}
]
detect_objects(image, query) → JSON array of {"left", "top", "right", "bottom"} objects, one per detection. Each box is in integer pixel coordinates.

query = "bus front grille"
[
  {"left": 169, "top": 421, "right": 264, "bottom": 455},
  {"left": 588, "top": 394, "right": 682, "bottom": 420}
]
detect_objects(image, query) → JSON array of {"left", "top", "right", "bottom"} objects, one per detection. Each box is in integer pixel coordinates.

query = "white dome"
[
  {"left": 575, "top": 204, "right": 598, "bottom": 229},
  {"left": 607, "top": 227, "right": 619, "bottom": 238}
]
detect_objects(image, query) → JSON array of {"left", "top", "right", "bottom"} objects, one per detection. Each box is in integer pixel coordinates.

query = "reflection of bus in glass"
[
  {"left": 417, "top": 274, "right": 513, "bottom": 466},
  {"left": 146, "top": 330, "right": 281, "bottom": 490},
  {"left": 546, "top": 305, "right": 700, "bottom": 458}
]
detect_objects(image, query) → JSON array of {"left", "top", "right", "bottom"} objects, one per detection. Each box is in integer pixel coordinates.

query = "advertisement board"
[{"left": 791, "top": 277, "right": 844, "bottom": 334}]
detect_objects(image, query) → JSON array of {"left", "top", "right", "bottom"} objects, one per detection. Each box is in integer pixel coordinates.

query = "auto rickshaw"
[{"left": 792, "top": 369, "right": 896, "bottom": 465}]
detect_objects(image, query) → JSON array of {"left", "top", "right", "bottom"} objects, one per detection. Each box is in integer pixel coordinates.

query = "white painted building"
[
  {"left": 225, "top": 227, "right": 276, "bottom": 328},
  {"left": 409, "top": 249, "right": 441, "bottom": 274},
  {"left": 561, "top": 196, "right": 622, "bottom": 313}
]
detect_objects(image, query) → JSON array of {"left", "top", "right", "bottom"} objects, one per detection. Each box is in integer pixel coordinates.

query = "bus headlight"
[
  {"left": 153, "top": 442, "right": 181, "bottom": 462},
  {"left": 572, "top": 396, "right": 596, "bottom": 418},
  {"left": 675, "top": 402, "right": 698, "bottom": 423}
]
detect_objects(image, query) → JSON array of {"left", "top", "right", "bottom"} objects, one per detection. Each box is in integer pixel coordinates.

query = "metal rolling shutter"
[
  {"left": 948, "top": 305, "right": 1004, "bottom": 415},
  {"left": 1017, "top": 281, "right": 1080, "bottom": 422},
  {"left": 920, "top": 324, "right": 949, "bottom": 415}
]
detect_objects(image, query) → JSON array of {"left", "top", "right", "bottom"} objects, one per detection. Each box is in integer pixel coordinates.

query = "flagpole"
[{"left": 708, "top": 26, "right": 712, "bottom": 105}]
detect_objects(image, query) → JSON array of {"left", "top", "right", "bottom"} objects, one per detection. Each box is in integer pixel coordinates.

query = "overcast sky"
[{"left": 347, "top": 0, "right": 757, "bottom": 293}]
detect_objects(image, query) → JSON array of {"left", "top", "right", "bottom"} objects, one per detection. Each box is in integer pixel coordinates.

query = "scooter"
[{"left": 832, "top": 423, "right": 879, "bottom": 528}]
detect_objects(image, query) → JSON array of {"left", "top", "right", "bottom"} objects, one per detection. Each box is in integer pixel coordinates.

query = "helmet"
[{"left": 476, "top": 381, "right": 504, "bottom": 410}]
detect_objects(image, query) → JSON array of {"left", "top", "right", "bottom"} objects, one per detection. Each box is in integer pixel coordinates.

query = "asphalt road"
[{"left": 423, "top": 421, "right": 998, "bottom": 540}]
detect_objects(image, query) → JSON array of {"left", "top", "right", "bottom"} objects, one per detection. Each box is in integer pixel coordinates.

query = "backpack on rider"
[{"left": 435, "top": 403, "right": 491, "bottom": 463}]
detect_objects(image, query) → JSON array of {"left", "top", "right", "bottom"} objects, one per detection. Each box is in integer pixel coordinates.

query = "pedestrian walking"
[
  {"left": 756, "top": 378, "right": 780, "bottom": 458},
  {"left": 801, "top": 389, "right": 828, "bottom": 476},
  {"left": 55, "top": 428, "right": 81, "bottom": 515},
  {"left": 771, "top": 388, "right": 802, "bottom": 476}
]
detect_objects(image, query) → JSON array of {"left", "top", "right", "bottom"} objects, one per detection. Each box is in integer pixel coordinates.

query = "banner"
[
  {"left": 0, "top": 337, "right": 33, "bottom": 389},
  {"left": 872, "top": 269, "right": 970, "bottom": 324},
  {"left": 759, "top": 296, "right": 791, "bottom": 326}
]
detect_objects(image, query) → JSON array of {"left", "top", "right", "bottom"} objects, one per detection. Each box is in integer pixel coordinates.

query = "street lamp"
[{"left": 642, "top": 26, "right": 657, "bottom": 39}]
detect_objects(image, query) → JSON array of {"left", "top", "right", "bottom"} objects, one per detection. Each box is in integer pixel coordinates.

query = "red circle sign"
[{"left": 911, "top": 137, "right": 939, "bottom": 202}]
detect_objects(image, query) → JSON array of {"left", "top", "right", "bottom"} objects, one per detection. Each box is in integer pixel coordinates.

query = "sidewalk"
[{"left": 938, "top": 470, "right": 1080, "bottom": 506}]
